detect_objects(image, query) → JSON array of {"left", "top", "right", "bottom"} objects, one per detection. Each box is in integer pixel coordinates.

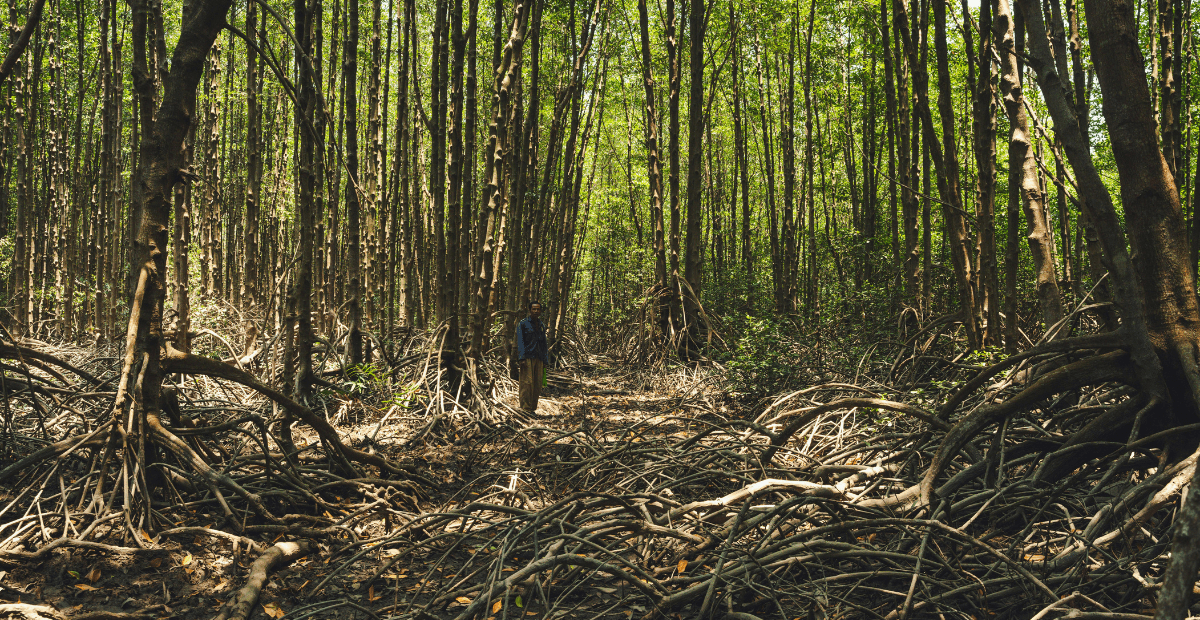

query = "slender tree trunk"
[
  {"left": 637, "top": 0, "right": 668, "bottom": 334},
  {"left": 666, "top": 0, "right": 681, "bottom": 327},
  {"left": 784, "top": 23, "right": 798, "bottom": 314},
  {"left": 972, "top": 0, "right": 999, "bottom": 345},
  {"left": 732, "top": 4, "right": 752, "bottom": 294},
  {"left": 365, "top": 0, "right": 384, "bottom": 330},
  {"left": 893, "top": 0, "right": 918, "bottom": 304},
  {"left": 883, "top": 0, "right": 899, "bottom": 273},
  {"left": 345, "top": 0, "right": 363, "bottom": 365},
  {"left": 243, "top": 0, "right": 261, "bottom": 310},
  {"left": 1159, "top": 0, "right": 1180, "bottom": 180},
  {"left": 447, "top": 0, "right": 466, "bottom": 355},
  {"left": 753, "top": 36, "right": 780, "bottom": 313},
  {"left": 292, "top": 0, "right": 318, "bottom": 396},
  {"left": 683, "top": 0, "right": 707, "bottom": 352},
  {"left": 468, "top": 0, "right": 530, "bottom": 359},
  {"left": 996, "top": 0, "right": 1064, "bottom": 333},
  {"left": 395, "top": 0, "right": 412, "bottom": 328}
]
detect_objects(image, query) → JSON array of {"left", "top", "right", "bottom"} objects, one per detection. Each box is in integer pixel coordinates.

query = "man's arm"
[{"left": 515, "top": 320, "right": 526, "bottom": 361}]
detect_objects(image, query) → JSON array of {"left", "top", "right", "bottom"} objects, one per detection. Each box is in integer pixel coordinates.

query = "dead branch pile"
[
  {"left": 322, "top": 346, "right": 1175, "bottom": 619},
  {"left": 0, "top": 313, "right": 1189, "bottom": 619}
]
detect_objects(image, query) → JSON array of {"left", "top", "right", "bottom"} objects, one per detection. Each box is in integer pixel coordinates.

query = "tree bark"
[
  {"left": 468, "top": 0, "right": 530, "bottom": 360},
  {"left": 927, "top": 0, "right": 979, "bottom": 349},
  {"left": 123, "top": 0, "right": 235, "bottom": 500},
  {"left": 995, "top": 0, "right": 1063, "bottom": 333},
  {"left": 972, "top": 0, "right": 999, "bottom": 345},
  {"left": 637, "top": 0, "right": 669, "bottom": 334},
  {"left": 683, "top": 0, "right": 707, "bottom": 353},
  {"left": 345, "top": 0, "right": 364, "bottom": 365}
]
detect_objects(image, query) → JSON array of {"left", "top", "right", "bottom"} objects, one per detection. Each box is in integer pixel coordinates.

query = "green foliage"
[
  {"left": 382, "top": 380, "right": 422, "bottom": 409},
  {"left": 345, "top": 362, "right": 386, "bottom": 395},
  {"left": 722, "top": 313, "right": 803, "bottom": 396}
]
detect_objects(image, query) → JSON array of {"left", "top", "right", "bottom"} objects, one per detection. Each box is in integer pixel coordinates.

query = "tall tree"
[
  {"left": 971, "top": 0, "right": 999, "bottom": 344},
  {"left": 995, "top": 0, "right": 1063, "bottom": 333},
  {"left": 638, "top": 0, "right": 669, "bottom": 334},
  {"left": 345, "top": 0, "right": 363, "bottom": 364},
  {"left": 469, "top": 0, "right": 530, "bottom": 359},
  {"left": 683, "top": 0, "right": 707, "bottom": 350}
]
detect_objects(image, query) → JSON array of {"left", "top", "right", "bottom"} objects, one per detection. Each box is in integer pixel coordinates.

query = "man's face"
[{"left": 530, "top": 304, "right": 542, "bottom": 319}]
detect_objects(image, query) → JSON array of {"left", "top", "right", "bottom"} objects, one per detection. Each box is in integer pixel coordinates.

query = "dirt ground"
[{"left": 0, "top": 365, "right": 714, "bottom": 620}]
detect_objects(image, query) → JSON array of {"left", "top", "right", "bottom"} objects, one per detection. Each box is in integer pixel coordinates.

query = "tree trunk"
[
  {"left": 293, "top": 0, "right": 319, "bottom": 396},
  {"left": 666, "top": 0, "right": 681, "bottom": 328},
  {"left": 995, "top": 0, "right": 1063, "bottom": 332},
  {"left": 753, "top": 36, "right": 780, "bottom": 314},
  {"left": 123, "top": 0, "right": 235, "bottom": 503},
  {"left": 637, "top": 0, "right": 668, "bottom": 334},
  {"left": 366, "top": 0, "right": 384, "bottom": 330},
  {"left": 892, "top": 0, "right": 918, "bottom": 305},
  {"left": 243, "top": 0, "right": 261, "bottom": 310},
  {"left": 928, "top": 0, "right": 979, "bottom": 347},
  {"left": 683, "top": 0, "right": 707, "bottom": 353},
  {"left": 731, "top": 3, "right": 751, "bottom": 294},
  {"left": 345, "top": 0, "right": 363, "bottom": 365},
  {"left": 468, "top": 0, "right": 531, "bottom": 359},
  {"left": 972, "top": 0, "right": 999, "bottom": 345},
  {"left": 1012, "top": 0, "right": 1172, "bottom": 418}
]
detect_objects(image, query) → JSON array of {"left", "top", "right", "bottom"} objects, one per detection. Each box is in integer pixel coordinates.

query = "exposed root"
[
  {"left": 0, "top": 317, "right": 1195, "bottom": 618},
  {"left": 214, "top": 540, "right": 314, "bottom": 620}
]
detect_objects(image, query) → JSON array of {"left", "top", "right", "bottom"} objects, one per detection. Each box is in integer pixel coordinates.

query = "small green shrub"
[
  {"left": 345, "top": 362, "right": 386, "bottom": 394},
  {"left": 722, "top": 313, "right": 803, "bottom": 397}
]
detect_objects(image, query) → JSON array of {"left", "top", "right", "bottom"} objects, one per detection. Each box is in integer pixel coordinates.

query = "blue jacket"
[{"left": 516, "top": 317, "right": 548, "bottom": 363}]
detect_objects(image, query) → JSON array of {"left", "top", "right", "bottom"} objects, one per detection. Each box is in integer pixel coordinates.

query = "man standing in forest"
[{"left": 516, "top": 302, "right": 548, "bottom": 413}]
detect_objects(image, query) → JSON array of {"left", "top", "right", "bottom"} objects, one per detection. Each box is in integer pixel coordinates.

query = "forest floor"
[
  {"left": 0, "top": 331, "right": 1174, "bottom": 620},
  {"left": 0, "top": 353, "right": 737, "bottom": 620}
]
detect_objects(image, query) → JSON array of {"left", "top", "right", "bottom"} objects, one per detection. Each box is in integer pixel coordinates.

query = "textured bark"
[
  {"left": 124, "top": 0, "right": 235, "bottom": 485},
  {"left": 366, "top": 0, "right": 384, "bottom": 327},
  {"left": 1013, "top": 0, "right": 1168, "bottom": 406},
  {"left": 293, "top": 0, "right": 318, "bottom": 397},
  {"left": 242, "top": 0, "right": 261, "bottom": 309},
  {"left": 972, "top": 0, "right": 999, "bottom": 345},
  {"left": 398, "top": 0, "right": 415, "bottom": 327},
  {"left": 1073, "top": 0, "right": 1200, "bottom": 612},
  {"left": 995, "top": 0, "right": 1063, "bottom": 332},
  {"left": 430, "top": 0, "right": 449, "bottom": 327},
  {"left": 345, "top": 0, "right": 363, "bottom": 365},
  {"left": 927, "top": 0, "right": 979, "bottom": 349},
  {"left": 1157, "top": 0, "right": 1180, "bottom": 181},
  {"left": 666, "top": 0, "right": 681, "bottom": 321},
  {"left": 682, "top": 0, "right": 706, "bottom": 346},
  {"left": 448, "top": 0, "right": 466, "bottom": 344},
  {"left": 637, "top": 0, "right": 668, "bottom": 326},
  {"left": 200, "top": 44, "right": 221, "bottom": 298},
  {"left": 468, "top": 0, "right": 530, "bottom": 359},
  {"left": 892, "top": 0, "right": 918, "bottom": 303}
]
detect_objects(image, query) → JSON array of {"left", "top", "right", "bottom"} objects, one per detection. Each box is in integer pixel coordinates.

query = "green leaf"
[{"left": 515, "top": 595, "right": 524, "bottom": 608}]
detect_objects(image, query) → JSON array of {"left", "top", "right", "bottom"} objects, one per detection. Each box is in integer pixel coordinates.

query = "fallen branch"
[{"left": 213, "top": 540, "right": 314, "bottom": 620}]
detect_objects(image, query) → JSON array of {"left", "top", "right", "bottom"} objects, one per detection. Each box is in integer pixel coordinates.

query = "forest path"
[{"left": 0, "top": 358, "right": 737, "bottom": 620}]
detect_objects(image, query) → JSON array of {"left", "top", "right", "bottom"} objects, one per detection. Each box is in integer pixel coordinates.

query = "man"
[{"left": 516, "top": 301, "right": 548, "bottom": 413}]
